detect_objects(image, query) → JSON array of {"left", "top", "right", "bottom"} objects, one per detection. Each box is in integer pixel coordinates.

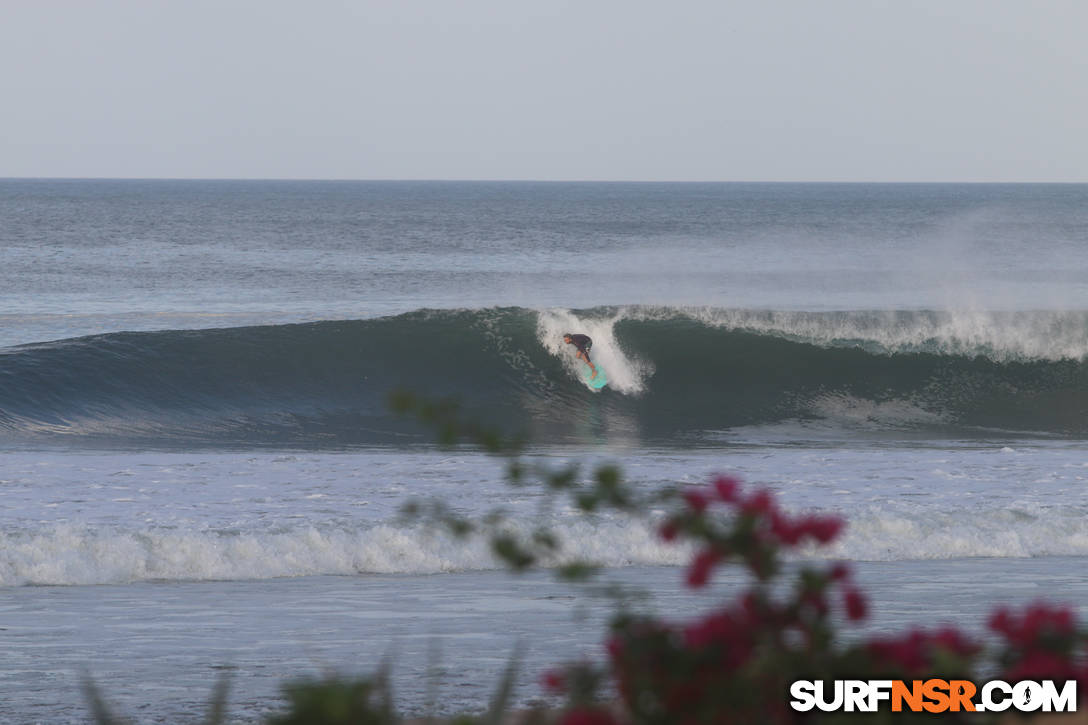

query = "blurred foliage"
[
  {"left": 267, "top": 670, "right": 395, "bottom": 725},
  {"left": 80, "top": 391, "right": 1088, "bottom": 723}
]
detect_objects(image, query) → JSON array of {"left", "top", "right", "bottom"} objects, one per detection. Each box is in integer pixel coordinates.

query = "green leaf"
[
  {"left": 483, "top": 645, "right": 523, "bottom": 725},
  {"left": 557, "top": 561, "right": 601, "bottom": 582},
  {"left": 576, "top": 493, "right": 600, "bottom": 512},
  {"left": 203, "top": 669, "right": 233, "bottom": 725},
  {"left": 491, "top": 535, "right": 535, "bottom": 571},
  {"left": 82, "top": 675, "right": 134, "bottom": 725},
  {"left": 532, "top": 529, "right": 559, "bottom": 551}
]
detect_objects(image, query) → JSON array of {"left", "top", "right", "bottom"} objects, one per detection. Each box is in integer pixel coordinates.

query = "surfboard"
[{"left": 581, "top": 363, "right": 608, "bottom": 390}]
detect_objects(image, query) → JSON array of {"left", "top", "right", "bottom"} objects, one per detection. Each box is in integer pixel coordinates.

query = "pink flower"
[
  {"left": 542, "top": 668, "right": 566, "bottom": 694},
  {"left": 811, "top": 516, "right": 843, "bottom": 544},
  {"left": 659, "top": 520, "right": 679, "bottom": 542},
  {"left": 844, "top": 587, "right": 868, "bottom": 621},
  {"left": 769, "top": 511, "right": 801, "bottom": 546},
  {"left": 1006, "top": 651, "right": 1077, "bottom": 682},
  {"left": 741, "top": 489, "right": 774, "bottom": 517},
  {"left": 829, "top": 562, "right": 851, "bottom": 581},
  {"left": 988, "top": 607, "right": 1013, "bottom": 637},
  {"left": 686, "top": 548, "right": 721, "bottom": 588},
  {"left": 683, "top": 488, "right": 710, "bottom": 513},
  {"left": 684, "top": 611, "right": 730, "bottom": 649},
  {"left": 794, "top": 514, "right": 844, "bottom": 544},
  {"left": 867, "top": 629, "right": 930, "bottom": 673},
  {"left": 989, "top": 601, "right": 1077, "bottom": 648},
  {"left": 1023, "top": 602, "right": 1075, "bottom": 637},
  {"left": 931, "top": 626, "right": 978, "bottom": 658},
  {"left": 713, "top": 475, "right": 740, "bottom": 502}
]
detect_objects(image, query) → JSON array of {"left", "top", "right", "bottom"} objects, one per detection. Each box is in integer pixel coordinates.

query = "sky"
[{"left": 2, "top": 0, "right": 1085, "bottom": 182}]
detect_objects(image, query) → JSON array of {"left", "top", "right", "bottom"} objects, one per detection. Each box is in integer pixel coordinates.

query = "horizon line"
[{"left": 3, "top": 176, "right": 1086, "bottom": 185}]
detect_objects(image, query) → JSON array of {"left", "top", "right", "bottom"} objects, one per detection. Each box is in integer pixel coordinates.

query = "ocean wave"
[
  {"left": 0, "top": 518, "right": 684, "bottom": 587},
  {"left": 5, "top": 501, "right": 1087, "bottom": 586},
  {"left": 3, "top": 306, "right": 1088, "bottom": 447}
]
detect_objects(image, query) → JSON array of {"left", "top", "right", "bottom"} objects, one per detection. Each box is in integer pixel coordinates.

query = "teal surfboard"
[{"left": 581, "top": 363, "right": 608, "bottom": 390}]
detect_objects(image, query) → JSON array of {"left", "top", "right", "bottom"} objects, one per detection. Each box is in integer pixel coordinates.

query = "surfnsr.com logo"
[{"left": 790, "top": 679, "right": 1078, "bottom": 714}]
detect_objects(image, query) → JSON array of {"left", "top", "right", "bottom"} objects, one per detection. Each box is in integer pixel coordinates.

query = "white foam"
[
  {"left": 0, "top": 518, "right": 686, "bottom": 587},
  {"left": 536, "top": 309, "right": 653, "bottom": 395},
  {"left": 619, "top": 306, "right": 1088, "bottom": 362},
  {"left": 6, "top": 500, "right": 1088, "bottom": 586},
  {"left": 824, "top": 503, "right": 1088, "bottom": 561}
]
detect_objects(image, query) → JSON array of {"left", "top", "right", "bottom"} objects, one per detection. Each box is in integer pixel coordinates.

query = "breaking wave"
[
  {"left": 3, "top": 306, "right": 1088, "bottom": 447},
  {"left": 5, "top": 502, "right": 1088, "bottom": 586}
]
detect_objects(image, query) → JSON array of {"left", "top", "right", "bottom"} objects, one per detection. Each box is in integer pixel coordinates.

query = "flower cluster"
[
  {"left": 863, "top": 627, "right": 980, "bottom": 677},
  {"left": 601, "top": 478, "right": 868, "bottom": 723},
  {"left": 990, "top": 602, "right": 1088, "bottom": 685},
  {"left": 544, "top": 476, "right": 1087, "bottom": 724},
  {"left": 661, "top": 476, "right": 844, "bottom": 587}
]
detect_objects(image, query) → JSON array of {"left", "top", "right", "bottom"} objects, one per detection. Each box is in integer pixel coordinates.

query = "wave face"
[{"left": 3, "top": 307, "right": 1088, "bottom": 447}]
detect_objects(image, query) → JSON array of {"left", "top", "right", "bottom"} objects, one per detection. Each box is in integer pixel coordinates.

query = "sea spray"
[
  {"left": 642, "top": 307, "right": 1088, "bottom": 361},
  {"left": 536, "top": 308, "right": 652, "bottom": 395}
]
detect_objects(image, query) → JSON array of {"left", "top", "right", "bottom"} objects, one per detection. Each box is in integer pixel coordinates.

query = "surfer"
[{"left": 563, "top": 333, "right": 598, "bottom": 379}]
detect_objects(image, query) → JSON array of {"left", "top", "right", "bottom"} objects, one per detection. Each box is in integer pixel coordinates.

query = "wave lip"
[
  {"left": 632, "top": 306, "right": 1088, "bottom": 362},
  {"left": 3, "top": 306, "right": 1088, "bottom": 447}
]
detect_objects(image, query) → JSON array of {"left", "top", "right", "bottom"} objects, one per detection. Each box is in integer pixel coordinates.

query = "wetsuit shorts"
[{"left": 568, "top": 334, "right": 593, "bottom": 360}]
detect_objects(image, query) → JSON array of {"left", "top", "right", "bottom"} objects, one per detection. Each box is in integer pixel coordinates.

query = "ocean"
[{"left": 2, "top": 179, "right": 1087, "bottom": 722}]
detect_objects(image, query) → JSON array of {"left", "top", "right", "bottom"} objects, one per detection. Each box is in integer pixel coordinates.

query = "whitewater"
[{"left": 2, "top": 180, "right": 1087, "bottom": 722}]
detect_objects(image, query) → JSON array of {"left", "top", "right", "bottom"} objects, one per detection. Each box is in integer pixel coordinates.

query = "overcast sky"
[{"left": 2, "top": 0, "right": 1085, "bottom": 182}]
